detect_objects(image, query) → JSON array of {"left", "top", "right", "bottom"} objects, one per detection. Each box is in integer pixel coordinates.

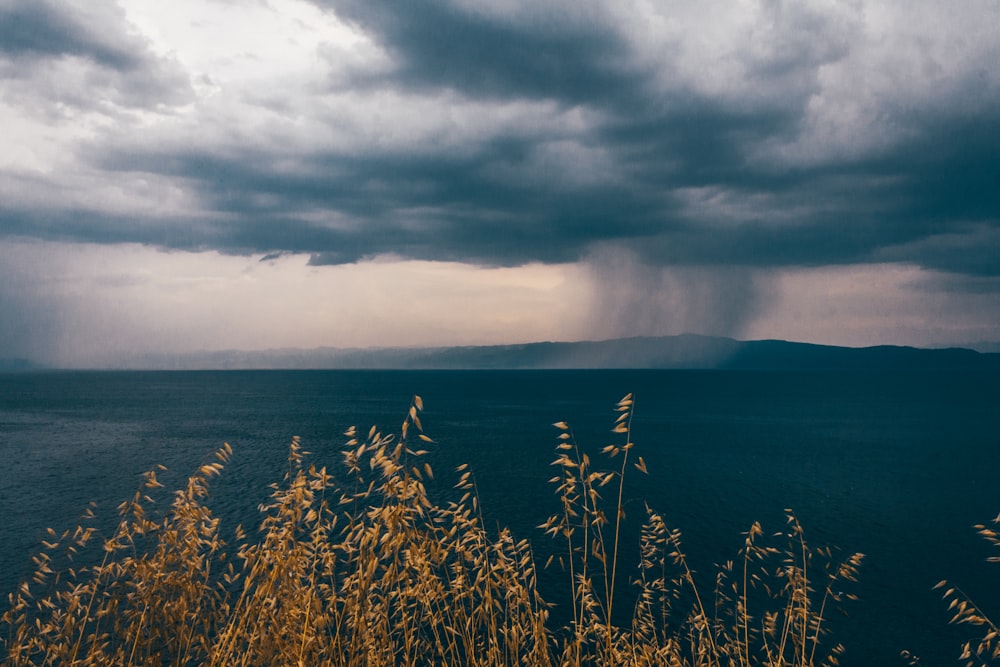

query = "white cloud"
[
  {"left": 118, "top": 0, "right": 366, "bottom": 88},
  {"left": 762, "top": 0, "right": 1000, "bottom": 167}
]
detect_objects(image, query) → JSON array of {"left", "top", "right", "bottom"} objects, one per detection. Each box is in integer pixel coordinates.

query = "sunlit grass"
[{"left": 3, "top": 395, "right": 866, "bottom": 666}]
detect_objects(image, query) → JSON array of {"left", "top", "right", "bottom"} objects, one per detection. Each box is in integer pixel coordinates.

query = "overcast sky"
[{"left": 1, "top": 0, "right": 999, "bottom": 366}]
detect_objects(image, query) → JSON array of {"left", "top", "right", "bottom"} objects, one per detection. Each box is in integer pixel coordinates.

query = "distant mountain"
[
  {"left": 114, "top": 335, "right": 1000, "bottom": 371},
  {"left": 721, "top": 339, "right": 999, "bottom": 370},
  {"left": 939, "top": 341, "right": 1000, "bottom": 354}
]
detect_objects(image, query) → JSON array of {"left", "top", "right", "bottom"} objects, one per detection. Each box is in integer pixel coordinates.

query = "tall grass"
[
  {"left": 2, "top": 395, "right": 864, "bottom": 666},
  {"left": 927, "top": 513, "right": 1000, "bottom": 667}
]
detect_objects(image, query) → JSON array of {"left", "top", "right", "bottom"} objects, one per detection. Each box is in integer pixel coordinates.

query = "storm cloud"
[
  {"left": 4, "top": 0, "right": 999, "bottom": 271},
  {"left": 0, "top": 0, "right": 190, "bottom": 111},
  {"left": 1, "top": 0, "right": 999, "bottom": 363}
]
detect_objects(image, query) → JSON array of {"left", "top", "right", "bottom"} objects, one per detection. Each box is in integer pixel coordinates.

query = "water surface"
[{"left": 1, "top": 369, "right": 998, "bottom": 665}]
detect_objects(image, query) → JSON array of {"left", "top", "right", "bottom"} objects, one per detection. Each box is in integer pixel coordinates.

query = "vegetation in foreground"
[
  {"left": 929, "top": 515, "right": 1000, "bottom": 667},
  {"left": 0, "top": 392, "right": 908, "bottom": 667}
]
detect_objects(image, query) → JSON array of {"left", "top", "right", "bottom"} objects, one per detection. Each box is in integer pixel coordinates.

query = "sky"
[{"left": 1, "top": 0, "right": 999, "bottom": 367}]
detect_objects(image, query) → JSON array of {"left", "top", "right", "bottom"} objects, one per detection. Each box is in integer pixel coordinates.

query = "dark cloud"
[
  {"left": 317, "top": 0, "right": 639, "bottom": 103},
  {"left": 884, "top": 114, "right": 1000, "bottom": 226},
  {"left": 3, "top": 0, "right": 999, "bottom": 285},
  {"left": 877, "top": 224, "right": 1000, "bottom": 277},
  {"left": 84, "top": 133, "right": 670, "bottom": 265},
  {"left": 0, "top": 0, "right": 191, "bottom": 110},
  {"left": 305, "top": 0, "right": 998, "bottom": 277},
  {"left": 0, "top": 0, "right": 140, "bottom": 68}
]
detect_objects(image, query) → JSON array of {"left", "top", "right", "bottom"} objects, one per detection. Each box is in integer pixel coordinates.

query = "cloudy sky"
[{"left": 1, "top": 0, "right": 999, "bottom": 367}]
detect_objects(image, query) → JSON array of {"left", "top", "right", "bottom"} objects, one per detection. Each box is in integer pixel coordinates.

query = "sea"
[{"left": 1, "top": 369, "right": 998, "bottom": 665}]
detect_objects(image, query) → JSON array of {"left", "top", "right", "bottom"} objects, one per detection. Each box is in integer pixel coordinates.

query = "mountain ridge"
[{"left": 21, "top": 334, "right": 997, "bottom": 371}]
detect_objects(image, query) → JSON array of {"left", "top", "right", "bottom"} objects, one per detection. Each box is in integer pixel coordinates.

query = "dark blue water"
[{"left": 1, "top": 369, "right": 998, "bottom": 665}]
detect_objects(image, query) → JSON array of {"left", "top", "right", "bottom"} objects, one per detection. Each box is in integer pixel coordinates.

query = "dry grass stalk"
[
  {"left": 3, "top": 394, "right": 863, "bottom": 666},
  {"left": 542, "top": 394, "right": 863, "bottom": 667},
  {"left": 926, "top": 513, "right": 1000, "bottom": 667}
]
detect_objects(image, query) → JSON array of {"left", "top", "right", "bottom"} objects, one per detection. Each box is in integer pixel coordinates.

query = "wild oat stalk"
[
  {"left": 540, "top": 393, "right": 643, "bottom": 665},
  {"left": 2, "top": 393, "right": 862, "bottom": 667},
  {"left": 931, "top": 512, "right": 1000, "bottom": 667},
  {"left": 540, "top": 393, "right": 862, "bottom": 667}
]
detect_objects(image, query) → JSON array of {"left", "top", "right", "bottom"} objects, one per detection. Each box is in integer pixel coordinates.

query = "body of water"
[{"left": 1, "top": 369, "right": 998, "bottom": 665}]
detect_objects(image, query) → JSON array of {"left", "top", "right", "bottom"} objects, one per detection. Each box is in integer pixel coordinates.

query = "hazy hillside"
[{"left": 68, "top": 335, "right": 1000, "bottom": 371}]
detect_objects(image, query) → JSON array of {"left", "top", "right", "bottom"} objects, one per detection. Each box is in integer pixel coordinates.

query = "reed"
[{"left": 2, "top": 394, "right": 863, "bottom": 666}]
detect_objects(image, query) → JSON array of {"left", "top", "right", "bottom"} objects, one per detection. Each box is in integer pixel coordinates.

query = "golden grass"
[
  {"left": 922, "top": 514, "right": 1000, "bottom": 667},
  {"left": 3, "top": 394, "right": 866, "bottom": 666}
]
